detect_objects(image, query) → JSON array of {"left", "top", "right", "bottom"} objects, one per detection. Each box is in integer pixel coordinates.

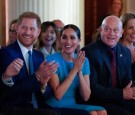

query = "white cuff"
[{"left": 2, "top": 74, "right": 14, "bottom": 87}]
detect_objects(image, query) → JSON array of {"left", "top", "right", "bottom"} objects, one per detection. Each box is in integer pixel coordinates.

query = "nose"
[
  {"left": 25, "top": 28, "right": 31, "bottom": 34},
  {"left": 66, "top": 38, "right": 71, "bottom": 43},
  {"left": 46, "top": 31, "right": 51, "bottom": 36},
  {"left": 109, "top": 29, "right": 115, "bottom": 35}
]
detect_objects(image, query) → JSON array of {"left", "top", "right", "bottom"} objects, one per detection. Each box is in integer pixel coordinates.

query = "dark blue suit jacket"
[
  {"left": 82, "top": 38, "right": 132, "bottom": 103},
  {"left": 0, "top": 41, "right": 49, "bottom": 108}
]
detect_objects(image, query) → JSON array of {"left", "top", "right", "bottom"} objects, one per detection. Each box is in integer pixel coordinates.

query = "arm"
[
  {"left": 78, "top": 72, "right": 91, "bottom": 101},
  {"left": 49, "top": 68, "right": 78, "bottom": 100},
  {"left": 49, "top": 51, "right": 90, "bottom": 101}
]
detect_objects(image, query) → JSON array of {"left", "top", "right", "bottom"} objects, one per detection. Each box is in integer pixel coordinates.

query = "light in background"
[{"left": 6, "top": 0, "right": 84, "bottom": 47}]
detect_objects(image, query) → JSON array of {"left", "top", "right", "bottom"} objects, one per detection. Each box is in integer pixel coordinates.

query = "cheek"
[{"left": 74, "top": 41, "right": 80, "bottom": 47}]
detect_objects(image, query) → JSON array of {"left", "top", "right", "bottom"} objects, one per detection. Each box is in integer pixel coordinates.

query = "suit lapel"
[
  {"left": 98, "top": 41, "right": 111, "bottom": 72},
  {"left": 10, "top": 41, "right": 29, "bottom": 79},
  {"left": 116, "top": 45, "right": 123, "bottom": 81}
]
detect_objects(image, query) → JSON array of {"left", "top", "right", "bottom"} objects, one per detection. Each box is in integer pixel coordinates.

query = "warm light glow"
[{"left": 6, "top": 0, "right": 84, "bottom": 47}]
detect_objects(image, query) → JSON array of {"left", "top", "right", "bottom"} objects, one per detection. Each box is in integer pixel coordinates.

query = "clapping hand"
[
  {"left": 73, "top": 51, "right": 85, "bottom": 72},
  {"left": 35, "top": 60, "right": 58, "bottom": 85},
  {"left": 3, "top": 58, "right": 24, "bottom": 80}
]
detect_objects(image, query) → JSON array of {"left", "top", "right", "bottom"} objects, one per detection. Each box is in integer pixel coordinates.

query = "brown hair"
[
  {"left": 18, "top": 11, "right": 41, "bottom": 28},
  {"left": 36, "top": 21, "right": 58, "bottom": 51},
  {"left": 110, "top": 0, "right": 123, "bottom": 17},
  {"left": 120, "top": 12, "right": 135, "bottom": 41}
]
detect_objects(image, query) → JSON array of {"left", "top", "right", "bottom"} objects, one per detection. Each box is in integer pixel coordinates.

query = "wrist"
[
  {"left": 41, "top": 83, "right": 47, "bottom": 93},
  {"left": 35, "top": 72, "right": 41, "bottom": 81},
  {"left": 3, "top": 73, "right": 10, "bottom": 80},
  {"left": 78, "top": 71, "right": 82, "bottom": 75}
]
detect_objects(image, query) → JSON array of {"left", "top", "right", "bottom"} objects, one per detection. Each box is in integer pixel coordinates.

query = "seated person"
[{"left": 45, "top": 24, "right": 107, "bottom": 115}]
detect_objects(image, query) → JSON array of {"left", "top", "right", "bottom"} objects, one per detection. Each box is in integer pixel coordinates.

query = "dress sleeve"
[{"left": 82, "top": 58, "right": 90, "bottom": 76}]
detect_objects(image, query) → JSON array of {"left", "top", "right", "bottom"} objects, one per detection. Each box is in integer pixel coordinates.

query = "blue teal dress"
[{"left": 45, "top": 52, "right": 105, "bottom": 112}]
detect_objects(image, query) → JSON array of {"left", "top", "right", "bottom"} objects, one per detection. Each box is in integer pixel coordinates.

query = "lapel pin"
[{"left": 120, "top": 54, "right": 122, "bottom": 57}]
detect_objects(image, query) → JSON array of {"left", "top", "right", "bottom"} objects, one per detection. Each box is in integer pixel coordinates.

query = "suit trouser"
[
  {"left": 91, "top": 100, "right": 135, "bottom": 115},
  {"left": 1, "top": 107, "right": 90, "bottom": 115},
  {"left": 0, "top": 107, "right": 58, "bottom": 115},
  {"left": 41, "top": 104, "right": 90, "bottom": 115}
]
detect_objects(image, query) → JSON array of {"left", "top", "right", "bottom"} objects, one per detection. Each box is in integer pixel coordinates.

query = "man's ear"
[
  {"left": 98, "top": 26, "right": 102, "bottom": 33},
  {"left": 119, "top": 29, "right": 124, "bottom": 38}
]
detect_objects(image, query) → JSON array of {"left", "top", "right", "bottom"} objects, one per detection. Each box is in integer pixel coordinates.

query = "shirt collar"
[{"left": 17, "top": 39, "right": 33, "bottom": 56}]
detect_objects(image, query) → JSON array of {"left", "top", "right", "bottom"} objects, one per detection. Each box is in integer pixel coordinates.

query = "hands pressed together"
[
  {"left": 123, "top": 80, "right": 135, "bottom": 100},
  {"left": 35, "top": 60, "right": 58, "bottom": 87},
  {"left": 73, "top": 51, "right": 85, "bottom": 73}
]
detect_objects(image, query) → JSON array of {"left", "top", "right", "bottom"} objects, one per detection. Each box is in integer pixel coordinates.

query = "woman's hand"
[{"left": 73, "top": 51, "right": 85, "bottom": 72}]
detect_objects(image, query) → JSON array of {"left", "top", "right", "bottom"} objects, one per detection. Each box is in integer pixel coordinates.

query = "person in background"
[
  {"left": 53, "top": 19, "right": 65, "bottom": 51},
  {"left": 92, "top": 0, "right": 123, "bottom": 42},
  {"left": 36, "top": 21, "right": 58, "bottom": 58},
  {"left": 45, "top": 24, "right": 107, "bottom": 115},
  {"left": 8, "top": 19, "right": 18, "bottom": 45},
  {"left": 0, "top": 11, "right": 59, "bottom": 115},
  {"left": 120, "top": 12, "right": 135, "bottom": 81},
  {"left": 82, "top": 15, "right": 135, "bottom": 115},
  {"left": 110, "top": 0, "right": 123, "bottom": 17}
]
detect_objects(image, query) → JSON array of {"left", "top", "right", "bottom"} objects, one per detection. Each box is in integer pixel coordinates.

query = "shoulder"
[
  {"left": 117, "top": 43, "right": 131, "bottom": 54},
  {"left": 82, "top": 40, "right": 100, "bottom": 59},
  {"left": 33, "top": 48, "right": 44, "bottom": 56},
  {"left": 46, "top": 52, "right": 61, "bottom": 61}
]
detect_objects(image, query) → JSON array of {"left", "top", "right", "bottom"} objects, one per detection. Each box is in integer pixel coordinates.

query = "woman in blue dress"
[{"left": 46, "top": 24, "right": 107, "bottom": 115}]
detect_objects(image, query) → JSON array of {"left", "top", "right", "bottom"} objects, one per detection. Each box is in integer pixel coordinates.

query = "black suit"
[{"left": 82, "top": 38, "right": 135, "bottom": 115}]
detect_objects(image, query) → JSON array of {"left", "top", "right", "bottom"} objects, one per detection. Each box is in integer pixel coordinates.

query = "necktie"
[
  {"left": 109, "top": 50, "right": 117, "bottom": 87},
  {"left": 28, "top": 51, "right": 38, "bottom": 108}
]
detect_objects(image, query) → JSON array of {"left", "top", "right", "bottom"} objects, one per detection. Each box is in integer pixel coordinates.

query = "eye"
[
  {"left": 128, "top": 26, "right": 134, "bottom": 30},
  {"left": 51, "top": 31, "right": 55, "bottom": 34},
  {"left": 61, "top": 35, "right": 67, "bottom": 39},
  {"left": 21, "top": 26, "right": 27, "bottom": 29},
  {"left": 70, "top": 36, "right": 75, "bottom": 40},
  {"left": 113, "top": 29, "right": 119, "bottom": 33},
  {"left": 104, "top": 27, "right": 109, "bottom": 31},
  {"left": 30, "top": 27, "right": 35, "bottom": 31}
]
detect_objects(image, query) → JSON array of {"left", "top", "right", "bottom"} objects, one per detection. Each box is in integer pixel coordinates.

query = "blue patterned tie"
[{"left": 28, "top": 51, "right": 38, "bottom": 108}]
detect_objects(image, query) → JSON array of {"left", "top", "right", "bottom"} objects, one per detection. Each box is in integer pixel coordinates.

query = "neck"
[
  {"left": 123, "top": 40, "right": 134, "bottom": 47},
  {"left": 61, "top": 51, "right": 74, "bottom": 62},
  {"left": 44, "top": 46, "right": 52, "bottom": 53},
  {"left": 112, "top": 12, "right": 119, "bottom": 17}
]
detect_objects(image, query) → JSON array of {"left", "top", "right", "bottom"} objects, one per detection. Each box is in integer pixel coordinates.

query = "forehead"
[
  {"left": 53, "top": 21, "right": 64, "bottom": 28},
  {"left": 113, "top": 0, "right": 121, "bottom": 4},
  {"left": 127, "top": 19, "right": 135, "bottom": 25},
  {"left": 20, "top": 18, "right": 38, "bottom": 26},
  {"left": 102, "top": 17, "right": 122, "bottom": 29},
  {"left": 62, "top": 28, "right": 77, "bottom": 35}
]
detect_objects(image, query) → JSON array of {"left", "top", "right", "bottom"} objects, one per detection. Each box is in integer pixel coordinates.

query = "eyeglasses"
[
  {"left": 9, "top": 29, "right": 17, "bottom": 33},
  {"left": 56, "top": 27, "right": 63, "bottom": 32}
]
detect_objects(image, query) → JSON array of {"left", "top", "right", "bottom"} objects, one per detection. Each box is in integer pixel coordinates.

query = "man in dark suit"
[
  {"left": 0, "top": 11, "right": 59, "bottom": 115},
  {"left": 82, "top": 15, "right": 135, "bottom": 115},
  {"left": 0, "top": 12, "right": 90, "bottom": 115}
]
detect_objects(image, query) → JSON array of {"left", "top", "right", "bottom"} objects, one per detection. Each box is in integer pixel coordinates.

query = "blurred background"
[{"left": 0, "top": 0, "right": 134, "bottom": 47}]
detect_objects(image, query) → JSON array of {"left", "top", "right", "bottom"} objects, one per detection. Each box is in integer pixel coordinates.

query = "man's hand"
[
  {"left": 3, "top": 58, "right": 24, "bottom": 80},
  {"left": 123, "top": 81, "right": 135, "bottom": 100},
  {"left": 35, "top": 60, "right": 58, "bottom": 85}
]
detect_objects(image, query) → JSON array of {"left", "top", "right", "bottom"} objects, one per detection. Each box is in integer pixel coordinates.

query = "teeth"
[
  {"left": 66, "top": 46, "right": 71, "bottom": 48},
  {"left": 24, "top": 36, "right": 30, "bottom": 39}
]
